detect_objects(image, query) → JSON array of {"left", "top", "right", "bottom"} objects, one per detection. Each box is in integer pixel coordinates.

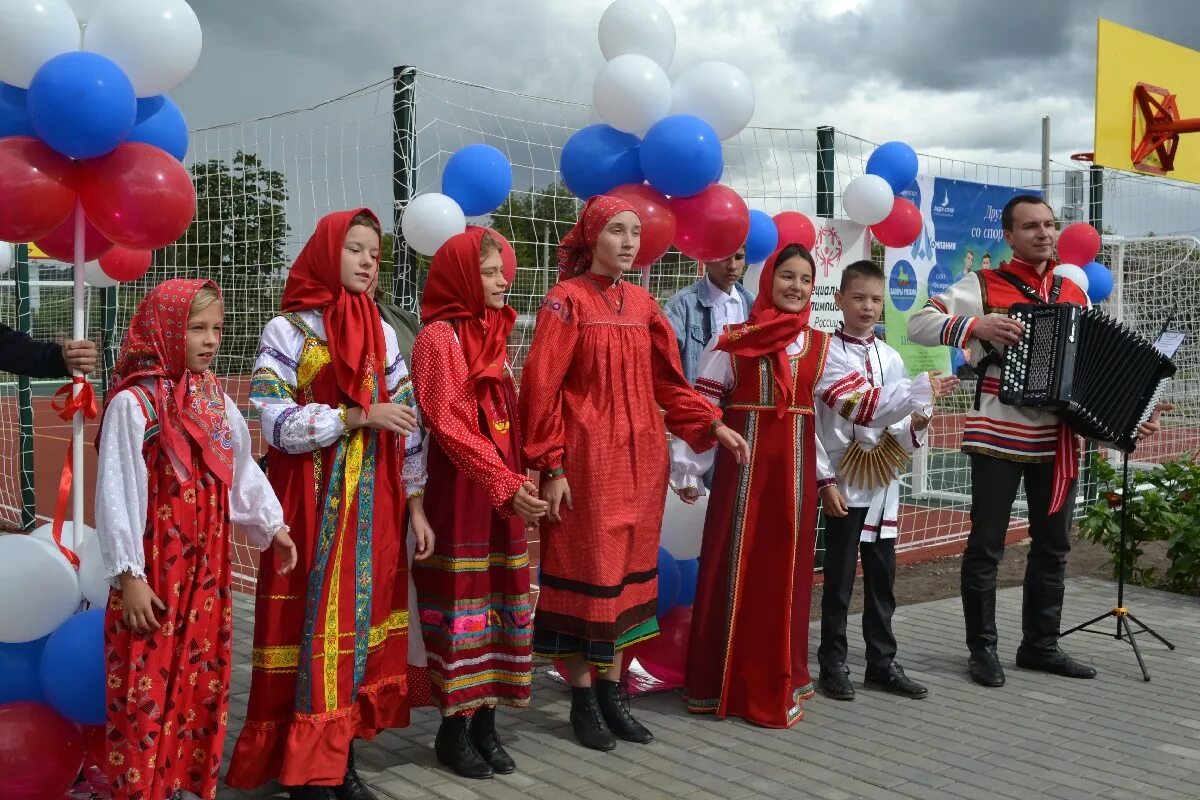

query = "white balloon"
[
  {"left": 670, "top": 61, "right": 756, "bottom": 141},
  {"left": 1053, "top": 263, "right": 1089, "bottom": 295},
  {"left": 30, "top": 520, "right": 94, "bottom": 552},
  {"left": 84, "top": 259, "right": 119, "bottom": 288},
  {"left": 77, "top": 533, "right": 111, "bottom": 608},
  {"left": 593, "top": 53, "right": 671, "bottom": 136},
  {"left": 660, "top": 490, "right": 708, "bottom": 561},
  {"left": 0, "top": 0, "right": 81, "bottom": 88},
  {"left": 0, "top": 241, "right": 13, "bottom": 277},
  {"left": 65, "top": 0, "right": 101, "bottom": 24},
  {"left": 401, "top": 193, "right": 467, "bottom": 257},
  {"left": 83, "top": 0, "right": 202, "bottom": 96},
  {"left": 843, "top": 175, "right": 894, "bottom": 226},
  {"left": 0, "top": 533, "right": 81, "bottom": 643},
  {"left": 741, "top": 262, "right": 764, "bottom": 299},
  {"left": 598, "top": 0, "right": 676, "bottom": 70}
]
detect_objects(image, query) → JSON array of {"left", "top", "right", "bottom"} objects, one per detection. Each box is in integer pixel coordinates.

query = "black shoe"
[
  {"left": 333, "top": 743, "right": 378, "bottom": 800},
  {"left": 469, "top": 706, "right": 516, "bottom": 774},
  {"left": 817, "top": 666, "right": 855, "bottom": 701},
  {"left": 1015, "top": 645, "right": 1097, "bottom": 679},
  {"left": 968, "top": 647, "right": 1006, "bottom": 687},
  {"left": 570, "top": 685, "right": 617, "bottom": 751},
  {"left": 595, "top": 679, "right": 653, "bottom": 744},
  {"left": 288, "top": 787, "right": 337, "bottom": 800},
  {"left": 435, "top": 716, "right": 494, "bottom": 779},
  {"left": 864, "top": 663, "right": 929, "bottom": 699}
]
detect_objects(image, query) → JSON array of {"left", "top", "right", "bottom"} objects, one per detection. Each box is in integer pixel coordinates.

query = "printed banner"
[{"left": 883, "top": 177, "right": 1038, "bottom": 375}]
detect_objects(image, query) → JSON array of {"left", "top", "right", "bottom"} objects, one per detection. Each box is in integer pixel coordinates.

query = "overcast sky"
[
  {"left": 157, "top": 0, "right": 1200, "bottom": 242},
  {"left": 171, "top": 0, "right": 1200, "bottom": 166}
]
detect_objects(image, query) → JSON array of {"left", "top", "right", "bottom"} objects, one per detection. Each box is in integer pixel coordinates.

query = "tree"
[
  {"left": 488, "top": 180, "right": 581, "bottom": 316},
  {"left": 158, "top": 151, "right": 289, "bottom": 278}
]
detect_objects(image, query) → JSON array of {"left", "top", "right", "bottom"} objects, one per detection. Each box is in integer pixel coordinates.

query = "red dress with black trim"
[{"left": 683, "top": 328, "right": 830, "bottom": 728}]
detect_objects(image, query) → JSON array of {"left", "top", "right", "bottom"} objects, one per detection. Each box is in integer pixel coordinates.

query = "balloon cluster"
[
  {"left": 844, "top": 141, "right": 922, "bottom": 248},
  {"left": 1052, "top": 222, "right": 1112, "bottom": 303},
  {"left": 559, "top": 0, "right": 760, "bottom": 266},
  {"left": 0, "top": 0, "right": 201, "bottom": 286},
  {"left": 622, "top": 490, "right": 707, "bottom": 685},
  {"left": 401, "top": 144, "right": 514, "bottom": 258},
  {"left": 0, "top": 523, "right": 109, "bottom": 798}
]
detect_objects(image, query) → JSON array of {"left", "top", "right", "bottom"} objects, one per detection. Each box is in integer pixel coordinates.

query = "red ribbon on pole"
[{"left": 48, "top": 376, "right": 98, "bottom": 569}]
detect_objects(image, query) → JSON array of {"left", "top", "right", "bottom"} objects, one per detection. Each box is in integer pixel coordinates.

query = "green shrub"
[{"left": 1078, "top": 453, "right": 1200, "bottom": 595}]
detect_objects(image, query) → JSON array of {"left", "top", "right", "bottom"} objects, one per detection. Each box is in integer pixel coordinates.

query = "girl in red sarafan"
[
  {"left": 227, "top": 209, "right": 432, "bottom": 800},
  {"left": 96, "top": 278, "right": 297, "bottom": 800},
  {"left": 409, "top": 227, "right": 549, "bottom": 779},
  {"left": 671, "top": 244, "right": 953, "bottom": 729},
  {"left": 519, "top": 195, "right": 749, "bottom": 752}
]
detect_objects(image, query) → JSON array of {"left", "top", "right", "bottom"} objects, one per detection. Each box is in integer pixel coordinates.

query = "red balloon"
[
  {"left": 871, "top": 196, "right": 922, "bottom": 248},
  {"left": 773, "top": 211, "right": 817, "bottom": 251},
  {"left": 78, "top": 142, "right": 197, "bottom": 251},
  {"left": 98, "top": 246, "right": 153, "bottom": 282},
  {"left": 607, "top": 183, "right": 676, "bottom": 268},
  {"left": 34, "top": 212, "right": 114, "bottom": 263},
  {"left": 671, "top": 184, "right": 750, "bottom": 263},
  {"left": 629, "top": 606, "right": 692, "bottom": 687},
  {"left": 0, "top": 701, "right": 85, "bottom": 800},
  {"left": 0, "top": 137, "right": 77, "bottom": 243},
  {"left": 1057, "top": 222, "right": 1101, "bottom": 266}
]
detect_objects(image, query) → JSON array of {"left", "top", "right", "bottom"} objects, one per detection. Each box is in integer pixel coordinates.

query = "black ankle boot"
[
  {"left": 435, "top": 715, "right": 494, "bottom": 779},
  {"left": 469, "top": 705, "right": 516, "bottom": 774},
  {"left": 333, "top": 742, "right": 378, "bottom": 800},
  {"left": 595, "top": 679, "right": 652, "bottom": 744},
  {"left": 570, "top": 685, "right": 616, "bottom": 751}
]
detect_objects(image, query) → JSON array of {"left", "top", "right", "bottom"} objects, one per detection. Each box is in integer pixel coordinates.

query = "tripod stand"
[{"left": 1058, "top": 450, "right": 1174, "bottom": 681}]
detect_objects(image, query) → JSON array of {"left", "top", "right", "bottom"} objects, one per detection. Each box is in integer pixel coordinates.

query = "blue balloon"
[
  {"left": 39, "top": 609, "right": 105, "bottom": 726},
  {"left": 866, "top": 141, "right": 919, "bottom": 195},
  {"left": 656, "top": 547, "right": 681, "bottom": 618},
  {"left": 560, "top": 124, "right": 643, "bottom": 200},
  {"left": 28, "top": 51, "right": 136, "bottom": 160},
  {"left": 128, "top": 95, "right": 189, "bottom": 161},
  {"left": 0, "top": 82, "right": 34, "bottom": 139},
  {"left": 744, "top": 210, "right": 779, "bottom": 264},
  {"left": 640, "top": 114, "right": 724, "bottom": 198},
  {"left": 442, "top": 143, "right": 513, "bottom": 217},
  {"left": 675, "top": 558, "right": 699, "bottom": 608},
  {"left": 1083, "top": 260, "right": 1114, "bottom": 303},
  {"left": 0, "top": 637, "right": 48, "bottom": 705}
]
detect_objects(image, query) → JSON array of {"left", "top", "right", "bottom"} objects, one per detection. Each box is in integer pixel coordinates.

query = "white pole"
[{"left": 71, "top": 200, "right": 85, "bottom": 551}]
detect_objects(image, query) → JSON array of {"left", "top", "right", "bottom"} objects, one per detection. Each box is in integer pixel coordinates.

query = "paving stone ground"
[{"left": 217, "top": 578, "right": 1200, "bottom": 800}]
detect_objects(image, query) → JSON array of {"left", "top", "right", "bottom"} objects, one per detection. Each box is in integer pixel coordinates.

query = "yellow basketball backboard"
[
  {"left": 1094, "top": 19, "right": 1200, "bottom": 184},
  {"left": 27, "top": 243, "right": 49, "bottom": 259}
]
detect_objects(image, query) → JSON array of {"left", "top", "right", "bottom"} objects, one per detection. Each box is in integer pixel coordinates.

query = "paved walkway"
[{"left": 218, "top": 578, "right": 1200, "bottom": 800}]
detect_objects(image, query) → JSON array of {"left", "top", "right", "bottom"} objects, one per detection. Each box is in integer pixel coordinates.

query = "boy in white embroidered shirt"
[{"left": 815, "top": 261, "right": 932, "bottom": 702}]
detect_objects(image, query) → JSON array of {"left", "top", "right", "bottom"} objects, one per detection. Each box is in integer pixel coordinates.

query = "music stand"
[{"left": 1058, "top": 327, "right": 1185, "bottom": 682}]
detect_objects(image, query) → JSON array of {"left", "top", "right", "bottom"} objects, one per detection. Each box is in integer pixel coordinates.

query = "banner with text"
[{"left": 883, "top": 177, "right": 1037, "bottom": 375}]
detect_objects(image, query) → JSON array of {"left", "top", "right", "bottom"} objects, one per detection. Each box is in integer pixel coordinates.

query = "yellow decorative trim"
[
  {"left": 297, "top": 340, "right": 332, "bottom": 390},
  {"left": 252, "top": 645, "right": 300, "bottom": 670}
]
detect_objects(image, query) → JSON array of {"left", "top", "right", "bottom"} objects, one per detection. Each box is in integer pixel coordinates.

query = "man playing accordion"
[{"left": 908, "top": 195, "right": 1166, "bottom": 688}]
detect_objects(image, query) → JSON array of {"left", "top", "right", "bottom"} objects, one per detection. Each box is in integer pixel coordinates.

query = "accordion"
[{"left": 999, "top": 303, "right": 1176, "bottom": 452}]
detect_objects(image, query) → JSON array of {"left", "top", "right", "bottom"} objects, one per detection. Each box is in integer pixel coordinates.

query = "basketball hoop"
[{"left": 1131, "top": 81, "right": 1200, "bottom": 175}]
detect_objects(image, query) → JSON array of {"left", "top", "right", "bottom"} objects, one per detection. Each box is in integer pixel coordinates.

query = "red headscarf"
[
  {"left": 422, "top": 227, "right": 518, "bottom": 459},
  {"left": 556, "top": 194, "right": 638, "bottom": 281},
  {"left": 109, "top": 278, "right": 234, "bottom": 485},
  {"left": 281, "top": 208, "right": 388, "bottom": 409},
  {"left": 715, "top": 243, "right": 815, "bottom": 416}
]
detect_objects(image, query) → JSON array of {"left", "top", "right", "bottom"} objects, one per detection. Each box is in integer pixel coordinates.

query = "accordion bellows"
[
  {"left": 999, "top": 303, "right": 1176, "bottom": 452},
  {"left": 837, "top": 431, "right": 911, "bottom": 491}
]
